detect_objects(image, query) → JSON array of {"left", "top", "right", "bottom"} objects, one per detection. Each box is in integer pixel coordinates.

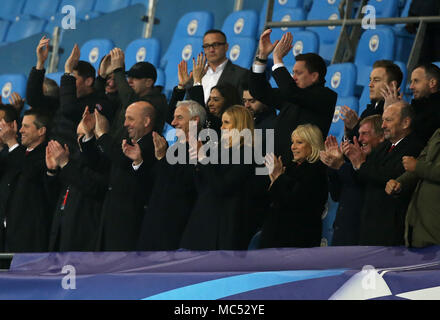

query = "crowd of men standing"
[{"left": 0, "top": 26, "right": 439, "bottom": 253}]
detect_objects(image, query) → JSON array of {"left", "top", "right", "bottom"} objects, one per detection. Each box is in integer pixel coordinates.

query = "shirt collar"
[{"left": 207, "top": 59, "right": 228, "bottom": 74}]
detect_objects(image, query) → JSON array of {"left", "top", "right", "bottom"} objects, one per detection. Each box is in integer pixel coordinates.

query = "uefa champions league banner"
[{"left": 1, "top": 246, "right": 440, "bottom": 300}]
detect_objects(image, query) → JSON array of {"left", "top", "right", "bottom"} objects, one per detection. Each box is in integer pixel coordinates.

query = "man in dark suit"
[
  {"left": 137, "top": 100, "right": 207, "bottom": 251},
  {"left": 344, "top": 101, "right": 424, "bottom": 246},
  {"left": 341, "top": 60, "right": 403, "bottom": 141},
  {"left": 0, "top": 110, "right": 55, "bottom": 253},
  {"left": 200, "top": 29, "right": 250, "bottom": 103},
  {"left": 249, "top": 29, "right": 337, "bottom": 164},
  {"left": 321, "top": 115, "right": 384, "bottom": 245},
  {"left": 92, "top": 101, "right": 157, "bottom": 251}
]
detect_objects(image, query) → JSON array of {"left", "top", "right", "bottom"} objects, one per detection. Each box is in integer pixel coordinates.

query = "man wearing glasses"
[{"left": 201, "top": 29, "right": 249, "bottom": 104}]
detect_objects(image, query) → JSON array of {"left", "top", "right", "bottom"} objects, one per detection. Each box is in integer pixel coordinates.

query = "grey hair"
[{"left": 176, "top": 100, "right": 207, "bottom": 128}]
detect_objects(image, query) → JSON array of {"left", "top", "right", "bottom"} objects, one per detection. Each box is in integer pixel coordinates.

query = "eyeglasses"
[{"left": 202, "top": 42, "right": 226, "bottom": 50}]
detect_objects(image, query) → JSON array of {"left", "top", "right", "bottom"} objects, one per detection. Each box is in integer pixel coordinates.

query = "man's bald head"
[{"left": 124, "top": 101, "right": 156, "bottom": 140}]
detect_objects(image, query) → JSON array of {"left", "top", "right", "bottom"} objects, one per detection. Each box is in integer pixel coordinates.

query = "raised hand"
[
  {"left": 122, "top": 139, "right": 143, "bottom": 165},
  {"left": 265, "top": 153, "right": 285, "bottom": 183},
  {"left": 320, "top": 135, "right": 344, "bottom": 169},
  {"left": 0, "top": 119, "right": 18, "bottom": 148},
  {"left": 48, "top": 140, "right": 70, "bottom": 168},
  {"left": 94, "top": 110, "right": 109, "bottom": 139},
  {"left": 36, "top": 36, "right": 50, "bottom": 70},
  {"left": 342, "top": 136, "right": 365, "bottom": 169},
  {"left": 381, "top": 82, "right": 402, "bottom": 108},
  {"left": 65, "top": 44, "right": 80, "bottom": 74},
  {"left": 177, "top": 60, "right": 191, "bottom": 89},
  {"left": 152, "top": 131, "right": 167, "bottom": 160},
  {"left": 192, "top": 52, "right": 208, "bottom": 84},
  {"left": 257, "top": 29, "right": 279, "bottom": 61},
  {"left": 340, "top": 105, "right": 359, "bottom": 130},
  {"left": 80, "top": 106, "right": 96, "bottom": 139},
  {"left": 385, "top": 179, "right": 401, "bottom": 195},
  {"left": 110, "top": 48, "right": 125, "bottom": 72},
  {"left": 8, "top": 92, "right": 25, "bottom": 114},
  {"left": 273, "top": 32, "right": 293, "bottom": 64},
  {"left": 45, "top": 145, "right": 57, "bottom": 170},
  {"left": 99, "top": 54, "right": 112, "bottom": 79}
]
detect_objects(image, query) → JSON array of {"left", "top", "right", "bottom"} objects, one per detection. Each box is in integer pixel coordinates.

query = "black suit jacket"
[
  {"left": 249, "top": 66, "right": 337, "bottom": 164},
  {"left": 217, "top": 60, "right": 250, "bottom": 95},
  {"left": 357, "top": 133, "right": 425, "bottom": 246}
]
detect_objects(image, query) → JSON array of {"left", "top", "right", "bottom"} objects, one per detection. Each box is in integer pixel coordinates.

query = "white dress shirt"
[{"left": 202, "top": 59, "right": 228, "bottom": 104}]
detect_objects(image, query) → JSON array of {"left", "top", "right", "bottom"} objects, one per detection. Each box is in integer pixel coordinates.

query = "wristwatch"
[{"left": 255, "top": 56, "right": 268, "bottom": 63}]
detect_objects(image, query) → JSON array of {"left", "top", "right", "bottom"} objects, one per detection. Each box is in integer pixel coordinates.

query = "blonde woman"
[
  {"left": 261, "top": 124, "right": 328, "bottom": 248},
  {"left": 180, "top": 105, "right": 257, "bottom": 250}
]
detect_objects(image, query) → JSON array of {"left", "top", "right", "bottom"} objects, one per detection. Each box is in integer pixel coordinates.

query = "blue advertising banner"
[{"left": 1, "top": 246, "right": 440, "bottom": 300}]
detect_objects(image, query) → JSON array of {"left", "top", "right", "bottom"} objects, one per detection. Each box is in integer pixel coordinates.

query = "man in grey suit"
[{"left": 200, "top": 29, "right": 250, "bottom": 103}]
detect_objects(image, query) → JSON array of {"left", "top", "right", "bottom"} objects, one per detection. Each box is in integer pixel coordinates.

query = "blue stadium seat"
[
  {"left": 125, "top": 38, "right": 161, "bottom": 70},
  {"left": 78, "top": 11, "right": 101, "bottom": 21},
  {"left": 5, "top": 18, "right": 47, "bottom": 43},
  {"left": 130, "top": 0, "right": 148, "bottom": 6},
  {"left": 0, "top": 73, "right": 27, "bottom": 104},
  {"left": 22, "top": 0, "right": 61, "bottom": 19},
  {"left": 0, "top": 0, "right": 26, "bottom": 21},
  {"left": 368, "top": 0, "right": 399, "bottom": 18},
  {"left": 358, "top": 85, "right": 370, "bottom": 114},
  {"left": 80, "top": 39, "right": 115, "bottom": 72},
  {"left": 163, "top": 37, "right": 204, "bottom": 94},
  {"left": 325, "top": 63, "right": 357, "bottom": 97},
  {"left": 226, "top": 37, "right": 257, "bottom": 69},
  {"left": 94, "top": 0, "right": 131, "bottom": 13},
  {"left": 161, "top": 11, "right": 214, "bottom": 69},
  {"left": 354, "top": 27, "right": 396, "bottom": 88},
  {"left": 393, "top": 0, "right": 415, "bottom": 64},
  {"left": 155, "top": 68, "right": 165, "bottom": 88},
  {"left": 222, "top": 10, "right": 259, "bottom": 40},
  {"left": 59, "top": 0, "right": 97, "bottom": 14},
  {"left": 259, "top": 0, "right": 306, "bottom": 34},
  {"left": 281, "top": 30, "right": 319, "bottom": 66},
  {"left": 269, "top": 8, "right": 306, "bottom": 42},
  {"left": 0, "top": 20, "right": 10, "bottom": 43},
  {"left": 329, "top": 96, "right": 359, "bottom": 141},
  {"left": 45, "top": 72, "right": 64, "bottom": 86},
  {"left": 394, "top": 60, "right": 408, "bottom": 91},
  {"left": 306, "top": 5, "right": 341, "bottom": 63}
]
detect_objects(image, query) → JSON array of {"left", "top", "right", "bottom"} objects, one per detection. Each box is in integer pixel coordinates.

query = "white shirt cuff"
[
  {"left": 132, "top": 161, "right": 143, "bottom": 171},
  {"left": 252, "top": 63, "right": 266, "bottom": 73},
  {"left": 272, "top": 63, "right": 285, "bottom": 72},
  {"left": 82, "top": 135, "right": 94, "bottom": 143},
  {"left": 8, "top": 143, "right": 19, "bottom": 153}
]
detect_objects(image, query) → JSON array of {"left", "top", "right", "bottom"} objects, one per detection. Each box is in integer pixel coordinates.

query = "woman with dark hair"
[
  {"left": 179, "top": 105, "right": 257, "bottom": 250},
  {"left": 260, "top": 124, "right": 328, "bottom": 248}
]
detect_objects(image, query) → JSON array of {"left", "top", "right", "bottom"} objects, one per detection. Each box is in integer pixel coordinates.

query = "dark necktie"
[{"left": 388, "top": 144, "right": 395, "bottom": 153}]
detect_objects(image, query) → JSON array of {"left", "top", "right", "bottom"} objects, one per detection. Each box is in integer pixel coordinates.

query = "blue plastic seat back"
[
  {"left": 354, "top": 27, "right": 396, "bottom": 87},
  {"left": 155, "top": 68, "right": 165, "bottom": 88},
  {"left": 0, "top": 0, "right": 26, "bottom": 21},
  {"left": 393, "top": 60, "right": 407, "bottom": 91},
  {"left": 368, "top": 0, "right": 399, "bottom": 18},
  {"left": 162, "top": 122, "right": 177, "bottom": 147},
  {"left": 269, "top": 8, "right": 306, "bottom": 41},
  {"left": 281, "top": 30, "right": 319, "bottom": 66},
  {"left": 0, "top": 73, "right": 27, "bottom": 104},
  {"left": 0, "top": 20, "right": 11, "bottom": 43},
  {"left": 259, "top": 0, "right": 306, "bottom": 34},
  {"left": 80, "top": 39, "right": 115, "bottom": 72},
  {"left": 222, "top": 10, "right": 259, "bottom": 39},
  {"left": 22, "top": 0, "right": 61, "bottom": 19},
  {"left": 5, "top": 18, "right": 47, "bottom": 43},
  {"left": 59, "top": 0, "right": 97, "bottom": 15},
  {"left": 358, "top": 85, "right": 370, "bottom": 114},
  {"left": 161, "top": 11, "right": 214, "bottom": 69},
  {"left": 130, "top": 0, "right": 148, "bottom": 6},
  {"left": 306, "top": 5, "right": 341, "bottom": 62},
  {"left": 325, "top": 63, "right": 357, "bottom": 97},
  {"left": 125, "top": 38, "right": 161, "bottom": 70},
  {"left": 163, "top": 37, "right": 204, "bottom": 93},
  {"left": 329, "top": 96, "right": 359, "bottom": 141},
  {"left": 227, "top": 37, "right": 257, "bottom": 69},
  {"left": 94, "top": 0, "right": 131, "bottom": 13}
]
